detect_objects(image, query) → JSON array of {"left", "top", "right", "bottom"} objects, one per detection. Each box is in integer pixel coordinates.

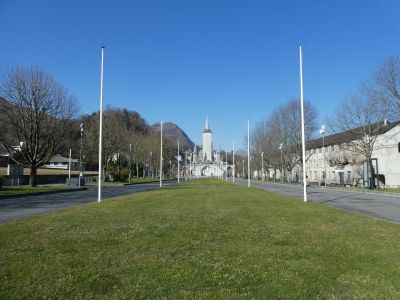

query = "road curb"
[
  {"left": 123, "top": 179, "right": 175, "bottom": 186},
  {"left": 0, "top": 187, "right": 88, "bottom": 199}
]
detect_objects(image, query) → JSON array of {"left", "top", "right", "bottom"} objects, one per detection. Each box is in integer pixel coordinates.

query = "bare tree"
[
  {"left": 268, "top": 99, "right": 318, "bottom": 180},
  {"left": 374, "top": 56, "right": 400, "bottom": 119},
  {"left": 0, "top": 67, "right": 78, "bottom": 186},
  {"left": 331, "top": 88, "right": 386, "bottom": 188}
]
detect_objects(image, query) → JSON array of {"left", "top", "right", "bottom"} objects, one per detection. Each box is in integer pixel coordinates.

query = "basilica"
[{"left": 189, "top": 118, "right": 228, "bottom": 177}]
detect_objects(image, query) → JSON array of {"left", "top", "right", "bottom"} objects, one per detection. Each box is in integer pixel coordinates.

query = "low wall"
[{"left": 2, "top": 175, "right": 79, "bottom": 187}]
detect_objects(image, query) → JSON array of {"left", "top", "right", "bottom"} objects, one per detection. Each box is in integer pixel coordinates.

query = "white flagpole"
[
  {"left": 232, "top": 140, "right": 235, "bottom": 183},
  {"left": 247, "top": 119, "right": 250, "bottom": 188},
  {"left": 177, "top": 140, "right": 180, "bottom": 183},
  {"left": 300, "top": 45, "right": 307, "bottom": 203},
  {"left": 98, "top": 46, "right": 105, "bottom": 203},
  {"left": 160, "top": 121, "right": 163, "bottom": 188}
]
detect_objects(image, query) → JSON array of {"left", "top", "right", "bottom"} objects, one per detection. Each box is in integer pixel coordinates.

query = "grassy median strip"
[{"left": 1, "top": 179, "right": 400, "bottom": 299}]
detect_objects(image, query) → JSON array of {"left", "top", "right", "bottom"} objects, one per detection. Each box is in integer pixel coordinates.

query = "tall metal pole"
[
  {"left": 261, "top": 151, "right": 264, "bottom": 181},
  {"left": 184, "top": 151, "right": 188, "bottom": 181},
  {"left": 279, "top": 144, "right": 283, "bottom": 183},
  {"left": 128, "top": 144, "right": 132, "bottom": 183},
  {"left": 232, "top": 141, "right": 235, "bottom": 183},
  {"left": 68, "top": 148, "right": 72, "bottom": 180},
  {"left": 160, "top": 121, "right": 163, "bottom": 188},
  {"left": 177, "top": 140, "right": 180, "bottom": 183},
  {"left": 322, "top": 133, "right": 325, "bottom": 184},
  {"left": 299, "top": 45, "right": 307, "bottom": 202},
  {"left": 225, "top": 151, "right": 228, "bottom": 181},
  {"left": 247, "top": 119, "right": 250, "bottom": 188},
  {"left": 79, "top": 123, "right": 83, "bottom": 188},
  {"left": 320, "top": 125, "right": 326, "bottom": 185},
  {"left": 98, "top": 46, "right": 105, "bottom": 203}
]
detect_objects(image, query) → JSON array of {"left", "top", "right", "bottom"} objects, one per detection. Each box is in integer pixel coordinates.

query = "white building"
[
  {"left": 296, "top": 120, "right": 400, "bottom": 188},
  {"left": 190, "top": 117, "right": 229, "bottom": 177},
  {"left": 43, "top": 154, "right": 79, "bottom": 170}
]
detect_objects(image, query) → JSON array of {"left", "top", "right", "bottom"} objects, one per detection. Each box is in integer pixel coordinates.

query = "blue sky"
[{"left": 1, "top": 0, "right": 400, "bottom": 150}]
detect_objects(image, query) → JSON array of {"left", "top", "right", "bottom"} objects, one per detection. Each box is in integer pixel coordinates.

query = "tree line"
[
  {"left": 249, "top": 56, "right": 400, "bottom": 184},
  {"left": 0, "top": 67, "right": 183, "bottom": 186}
]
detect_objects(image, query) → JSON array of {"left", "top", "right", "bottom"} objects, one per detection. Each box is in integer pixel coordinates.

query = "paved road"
[
  {"left": 0, "top": 181, "right": 176, "bottom": 223},
  {"left": 235, "top": 179, "right": 400, "bottom": 224}
]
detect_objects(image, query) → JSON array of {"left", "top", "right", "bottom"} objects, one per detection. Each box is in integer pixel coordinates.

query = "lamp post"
[
  {"left": 79, "top": 123, "right": 84, "bottom": 187},
  {"left": 320, "top": 125, "right": 326, "bottom": 186},
  {"left": 225, "top": 151, "right": 228, "bottom": 181},
  {"left": 68, "top": 148, "right": 72, "bottom": 180},
  {"left": 247, "top": 119, "right": 250, "bottom": 188},
  {"left": 160, "top": 121, "right": 163, "bottom": 188},
  {"left": 242, "top": 159, "right": 244, "bottom": 179},
  {"left": 177, "top": 140, "right": 180, "bottom": 183},
  {"left": 261, "top": 151, "right": 264, "bottom": 181},
  {"left": 232, "top": 141, "right": 235, "bottom": 183},
  {"left": 150, "top": 151, "right": 153, "bottom": 178},
  {"left": 185, "top": 151, "right": 188, "bottom": 181},
  {"left": 128, "top": 143, "right": 132, "bottom": 183},
  {"left": 189, "top": 153, "right": 192, "bottom": 180},
  {"left": 279, "top": 143, "right": 283, "bottom": 183}
]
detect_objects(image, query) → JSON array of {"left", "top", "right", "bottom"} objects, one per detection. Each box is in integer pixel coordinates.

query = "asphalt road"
[
  {"left": 235, "top": 178, "right": 400, "bottom": 224},
  {"left": 0, "top": 181, "right": 176, "bottom": 223}
]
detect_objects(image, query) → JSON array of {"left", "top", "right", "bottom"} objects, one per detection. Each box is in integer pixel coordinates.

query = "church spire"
[{"left": 205, "top": 115, "right": 209, "bottom": 130}]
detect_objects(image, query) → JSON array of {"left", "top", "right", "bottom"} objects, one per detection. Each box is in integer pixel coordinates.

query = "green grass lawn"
[
  {"left": 1, "top": 179, "right": 400, "bottom": 299},
  {"left": 129, "top": 177, "right": 163, "bottom": 184},
  {"left": 0, "top": 185, "right": 68, "bottom": 197}
]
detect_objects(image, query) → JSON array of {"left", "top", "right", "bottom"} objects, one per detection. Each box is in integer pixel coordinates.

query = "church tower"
[{"left": 202, "top": 117, "right": 213, "bottom": 161}]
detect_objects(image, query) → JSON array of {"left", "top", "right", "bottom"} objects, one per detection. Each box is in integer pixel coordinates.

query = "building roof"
[
  {"left": 307, "top": 120, "right": 400, "bottom": 149},
  {"left": 48, "top": 154, "right": 78, "bottom": 163}
]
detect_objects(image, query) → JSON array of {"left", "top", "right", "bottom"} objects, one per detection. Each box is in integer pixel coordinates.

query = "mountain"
[{"left": 151, "top": 122, "right": 195, "bottom": 151}]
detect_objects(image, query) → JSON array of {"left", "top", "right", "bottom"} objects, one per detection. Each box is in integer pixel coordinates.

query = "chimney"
[{"left": 384, "top": 118, "right": 387, "bottom": 126}]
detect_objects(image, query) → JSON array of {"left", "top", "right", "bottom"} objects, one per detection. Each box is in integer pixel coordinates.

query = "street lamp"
[
  {"left": 128, "top": 143, "right": 132, "bottom": 183},
  {"left": 320, "top": 125, "right": 326, "bottom": 186},
  {"left": 177, "top": 140, "right": 180, "bottom": 183},
  {"left": 232, "top": 141, "right": 235, "bottom": 183},
  {"left": 261, "top": 151, "right": 264, "bottom": 181},
  {"left": 79, "top": 123, "right": 84, "bottom": 187},
  {"left": 225, "top": 151, "right": 228, "bottom": 181},
  {"left": 242, "top": 159, "right": 244, "bottom": 179},
  {"left": 150, "top": 151, "right": 153, "bottom": 178},
  {"left": 279, "top": 143, "right": 283, "bottom": 183}
]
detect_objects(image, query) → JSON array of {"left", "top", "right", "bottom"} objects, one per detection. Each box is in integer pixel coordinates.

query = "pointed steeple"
[
  {"left": 203, "top": 115, "right": 212, "bottom": 134},
  {"left": 205, "top": 115, "right": 209, "bottom": 130}
]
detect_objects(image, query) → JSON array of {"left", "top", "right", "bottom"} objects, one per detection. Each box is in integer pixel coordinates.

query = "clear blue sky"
[{"left": 1, "top": 0, "right": 399, "bottom": 150}]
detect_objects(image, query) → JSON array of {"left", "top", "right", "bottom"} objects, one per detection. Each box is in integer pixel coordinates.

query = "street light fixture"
[
  {"left": 128, "top": 143, "right": 132, "bottom": 183},
  {"left": 279, "top": 143, "right": 283, "bottom": 183},
  {"left": 177, "top": 140, "right": 180, "bottom": 183},
  {"left": 261, "top": 151, "right": 264, "bottom": 181},
  {"left": 232, "top": 141, "right": 235, "bottom": 183},
  {"left": 150, "top": 151, "right": 153, "bottom": 178},
  {"left": 242, "top": 159, "right": 244, "bottom": 179},
  {"left": 320, "top": 124, "right": 326, "bottom": 186},
  {"left": 79, "top": 123, "right": 84, "bottom": 187}
]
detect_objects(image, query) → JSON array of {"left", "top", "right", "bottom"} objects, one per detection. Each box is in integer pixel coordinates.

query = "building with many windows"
[{"left": 268, "top": 120, "right": 400, "bottom": 188}]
